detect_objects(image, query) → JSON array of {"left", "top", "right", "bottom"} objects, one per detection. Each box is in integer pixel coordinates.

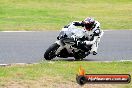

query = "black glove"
[
  {"left": 77, "top": 41, "right": 86, "bottom": 47},
  {"left": 73, "top": 22, "right": 79, "bottom": 26}
]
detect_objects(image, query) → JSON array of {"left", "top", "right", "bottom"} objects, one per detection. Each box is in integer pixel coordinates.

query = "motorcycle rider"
[{"left": 64, "top": 17, "right": 104, "bottom": 55}]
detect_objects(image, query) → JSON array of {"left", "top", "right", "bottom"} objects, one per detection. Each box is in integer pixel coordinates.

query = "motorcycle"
[{"left": 44, "top": 22, "right": 92, "bottom": 60}]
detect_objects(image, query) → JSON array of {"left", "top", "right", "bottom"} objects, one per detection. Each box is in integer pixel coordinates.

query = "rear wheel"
[
  {"left": 44, "top": 43, "right": 60, "bottom": 60},
  {"left": 74, "top": 51, "right": 87, "bottom": 61}
]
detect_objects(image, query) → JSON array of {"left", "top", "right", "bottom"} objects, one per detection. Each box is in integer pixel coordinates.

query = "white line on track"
[
  {"left": 1, "top": 30, "right": 132, "bottom": 32},
  {"left": 0, "top": 30, "right": 117, "bottom": 32},
  {"left": 0, "top": 30, "right": 58, "bottom": 32},
  {"left": 0, "top": 60, "right": 132, "bottom": 66}
]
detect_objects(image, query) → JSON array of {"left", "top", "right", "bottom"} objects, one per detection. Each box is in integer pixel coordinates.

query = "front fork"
[{"left": 55, "top": 40, "right": 65, "bottom": 55}]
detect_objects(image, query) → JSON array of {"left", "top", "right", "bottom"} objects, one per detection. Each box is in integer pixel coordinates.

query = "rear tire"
[
  {"left": 74, "top": 51, "right": 86, "bottom": 61},
  {"left": 44, "top": 43, "right": 60, "bottom": 60},
  {"left": 74, "top": 54, "right": 83, "bottom": 61}
]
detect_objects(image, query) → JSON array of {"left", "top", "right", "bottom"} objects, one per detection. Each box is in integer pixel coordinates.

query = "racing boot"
[{"left": 93, "top": 51, "right": 97, "bottom": 55}]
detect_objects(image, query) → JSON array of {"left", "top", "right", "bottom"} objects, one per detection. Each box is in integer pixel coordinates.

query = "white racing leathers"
[
  {"left": 83, "top": 21, "right": 104, "bottom": 53},
  {"left": 68, "top": 21, "right": 104, "bottom": 54}
]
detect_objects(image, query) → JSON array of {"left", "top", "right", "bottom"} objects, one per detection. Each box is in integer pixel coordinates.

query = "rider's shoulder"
[
  {"left": 95, "top": 21, "right": 100, "bottom": 26},
  {"left": 93, "top": 21, "right": 101, "bottom": 35}
]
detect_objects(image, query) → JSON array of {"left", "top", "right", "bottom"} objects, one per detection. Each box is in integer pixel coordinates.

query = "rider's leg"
[
  {"left": 90, "top": 36, "right": 101, "bottom": 55},
  {"left": 90, "top": 30, "right": 104, "bottom": 55},
  {"left": 90, "top": 41, "right": 98, "bottom": 55}
]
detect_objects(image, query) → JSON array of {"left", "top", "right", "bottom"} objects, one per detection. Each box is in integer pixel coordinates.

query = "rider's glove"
[
  {"left": 77, "top": 41, "right": 86, "bottom": 47},
  {"left": 73, "top": 22, "right": 79, "bottom": 26},
  {"left": 73, "top": 21, "right": 85, "bottom": 27}
]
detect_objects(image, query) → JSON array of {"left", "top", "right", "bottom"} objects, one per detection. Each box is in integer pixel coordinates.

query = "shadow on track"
[{"left": 43, "top": 58, "right": 99, "bottom": 62}]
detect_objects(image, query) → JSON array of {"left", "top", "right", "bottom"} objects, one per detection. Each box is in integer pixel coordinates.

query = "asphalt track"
[{"left": 0, "top": 30, "right": 132, "bottom": 64}]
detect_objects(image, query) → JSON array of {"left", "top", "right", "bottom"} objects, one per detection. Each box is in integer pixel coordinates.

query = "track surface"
[{"left": 0, "top": 30, "right": 132, "bottom": 64}]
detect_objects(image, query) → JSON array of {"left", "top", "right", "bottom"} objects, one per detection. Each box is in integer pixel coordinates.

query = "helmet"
[{"left": 83, "top": 17, "right": 95, "bottom": 30}]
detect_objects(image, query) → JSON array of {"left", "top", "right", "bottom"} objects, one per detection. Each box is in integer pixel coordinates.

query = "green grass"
[
  {"left": 0, "top": 61, "right": 132, "bottom": 87},
  {"left": 0, "top": 0, "right": 132, "bottom": 31}
]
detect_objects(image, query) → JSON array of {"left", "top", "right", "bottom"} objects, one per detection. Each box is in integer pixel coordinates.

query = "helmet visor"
[{"left": 84, "top": 23, "right": 94, "bottom": 29}]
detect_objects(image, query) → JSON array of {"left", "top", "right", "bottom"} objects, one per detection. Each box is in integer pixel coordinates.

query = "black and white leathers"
[{"left": 69, "top": 21, "right": 104, "bottom": 54}]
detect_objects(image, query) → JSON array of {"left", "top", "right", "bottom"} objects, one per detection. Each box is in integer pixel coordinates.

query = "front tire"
[{"left": 44, "top": 43, "right": 60, "bottom": 60}]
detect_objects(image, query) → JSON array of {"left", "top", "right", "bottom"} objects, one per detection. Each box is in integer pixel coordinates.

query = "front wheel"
[{"left": 44, "top": 43, "right": 60, "bottom": 60}]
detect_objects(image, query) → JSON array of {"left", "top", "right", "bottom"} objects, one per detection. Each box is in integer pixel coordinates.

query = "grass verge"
[
  {"left": 0, "top": 0, "right": 132, "bottom": 31},
  {"left": 0, "top": 61, "right": 131, "bottom": 88}
]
